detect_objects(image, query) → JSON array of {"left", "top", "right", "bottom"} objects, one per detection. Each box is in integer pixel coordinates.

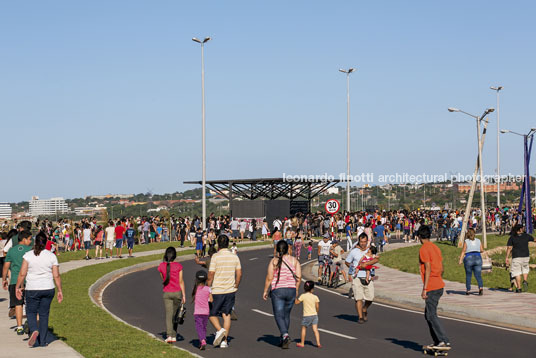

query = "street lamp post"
[
  {"left": 490, "top": 86, "right": 503, "bottom": 208},
  {"left": 192, "top": 37, "right": 211, "bottom": 230},
  {"left": 448, "top": 107, "right": 495, "bottom": 248},
  {"left": 500, "top": 128, "right": 536, "bottom": 233},
  {"left": 339, "top": 68, "right": 355, "bottom": 213}
]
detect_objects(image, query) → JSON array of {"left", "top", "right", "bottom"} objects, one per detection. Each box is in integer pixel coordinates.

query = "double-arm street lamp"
[
  {"left": 490, "top": 86, "right": 504, "bottom": 208},
  {"left": 192, "top": 37, "right": 211, "bottom": 230},
  {"left": 339, "top": 68, "right": 356, "bottom": 213},
  {"left": 448, "top": 107, "right": 495, "bottom": 248},
  {"left": 500, "top": 128, "right": 536, "bottom": 233}
]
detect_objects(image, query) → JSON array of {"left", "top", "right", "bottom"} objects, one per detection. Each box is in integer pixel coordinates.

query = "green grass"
[
  {"left": 49, "top": 241, "right": 267, "bottom": 358},
  {"left": 380, "top": 235, "right": 536, "bottom": 293}
]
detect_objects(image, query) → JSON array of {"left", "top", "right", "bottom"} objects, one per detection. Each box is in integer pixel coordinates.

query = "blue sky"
[{"left": 1, "top": 1, "right": 535, "bottom": 202}]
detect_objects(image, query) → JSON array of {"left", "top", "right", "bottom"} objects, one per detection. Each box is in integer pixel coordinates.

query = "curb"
[{"left": 301, "top": 261, "right": 536, "bottom": 333}]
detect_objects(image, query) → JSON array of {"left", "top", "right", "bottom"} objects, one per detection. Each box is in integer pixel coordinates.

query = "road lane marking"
[
  {"left": 252, "top": 309, "right": 357, "bottom": 339},
  {"left": 249, "top": 257, "right": 258, "bottom": 261},
  {"left": 252, "top": 309, "right": 274, "bottom": 317},
  {"left": 317, "top": 328, "right": 357, "bottom": 340},
  {"left": 309, "top": 279, "right": 536, "bottom": 337}
]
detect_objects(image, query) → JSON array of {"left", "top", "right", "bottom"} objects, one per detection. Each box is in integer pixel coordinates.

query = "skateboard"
[{"left": 423, "top": 345, "right": 450, "bottom": 356}]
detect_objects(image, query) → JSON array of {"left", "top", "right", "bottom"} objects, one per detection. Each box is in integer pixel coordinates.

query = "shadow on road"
[
  {"left": 334, "top": 314, "right": 358, "bottom": 322},
  {"left": 257, "top": 334, "right": 281, "bottom": 347},
  {"left": 446, "top": 290, "right": 469, "bottom": 296},
  {"left": 488, "top": 287, "right": 512, "bottom": 293},
  {"left": 158, "top": 331, "right": 185, "bottom": 341},
  {"left": 385, "top": 337, "right": 422, "bottom": 352}
]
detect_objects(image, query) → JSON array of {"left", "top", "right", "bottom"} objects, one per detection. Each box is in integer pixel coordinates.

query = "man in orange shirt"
[{"left": 417, "top": 225, "right": 451, "bottom": 351}]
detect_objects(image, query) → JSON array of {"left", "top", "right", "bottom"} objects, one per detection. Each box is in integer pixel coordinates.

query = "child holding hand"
[
  {"left": 192, "top": 270, "right": 212, "bottom": 350},
  {"left": 295, "top": 280, "right": 321, "bottom": 348}
]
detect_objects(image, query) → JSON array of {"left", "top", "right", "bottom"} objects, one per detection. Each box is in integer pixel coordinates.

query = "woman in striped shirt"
[{"left": 263, "top": 240, "right": 302, "bottom": 349}]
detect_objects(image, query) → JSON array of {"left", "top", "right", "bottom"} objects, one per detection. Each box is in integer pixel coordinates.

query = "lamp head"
[
  {"left": 500, "top": 129, "right": 510, "bottom": 134},
  {"left": 192, "top": 37, "right": 201, "bottom": 43},
  {"left": 203, "top": 37, "right": 211, "bottom": 43},
  {"left": 448, "top": 108, "right": 459, "bottom": 112},
  {"left": 486, "top": 108, "right": 495, "bottom": 114},
  {"left": 531, "top": 128, "right": 536, "bottom": 132},
  {"left": 348, "top": 68, "right": 355, "bottom": 73}
]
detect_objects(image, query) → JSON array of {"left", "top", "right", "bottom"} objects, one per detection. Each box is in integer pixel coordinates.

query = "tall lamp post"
[
  {"left": 500, "top": 128, "right": 536, "bottom": 233},
  {"left": 192, "top": 36, "right": 211, "bottom": 230},
  {"left": 448, "top": 107, "right": 495, "bottom": 248},
  {"left": 490, "top": 86, "right": 503, "bottom": 208},
  {"left": 339, "top": 68, "right": 355, "bottom": 213}
]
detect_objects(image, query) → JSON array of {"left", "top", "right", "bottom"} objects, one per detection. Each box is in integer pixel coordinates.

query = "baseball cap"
[{"left": 322, "top": 232, "right": 330, "bottom": 239}]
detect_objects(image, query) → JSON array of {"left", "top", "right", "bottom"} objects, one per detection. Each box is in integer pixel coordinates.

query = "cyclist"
[
  {"left": 329, "top": 240, "right": 347, "bottom": 284},
  {"left": 317, "top": 233, "right": 332, "bottom": 282}
]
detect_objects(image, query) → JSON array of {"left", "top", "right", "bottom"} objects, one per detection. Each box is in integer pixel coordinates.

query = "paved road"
[{"left": 103, "top": 246, "right": 535, "bottom": 358}]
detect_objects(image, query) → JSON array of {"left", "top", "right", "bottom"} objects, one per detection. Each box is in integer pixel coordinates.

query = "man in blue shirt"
[
  {"left": 345, "top": 223, "right": 353, "bottom": 251},
  {"left": 372, "top": 221, "right": 385, "bottom": 253},
  {"left": 125, "top": 224, "right": 136, "bottom": 258}
]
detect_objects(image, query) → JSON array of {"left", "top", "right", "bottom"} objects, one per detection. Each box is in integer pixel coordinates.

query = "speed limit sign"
[{"left": 325, "top": 199, "right": 340, "bottom": 214}]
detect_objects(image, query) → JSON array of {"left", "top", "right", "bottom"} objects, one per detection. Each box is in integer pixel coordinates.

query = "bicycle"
[
  {"left": 329, "top": 262, "right": 346, "bottom": 288},
  {"left": 320, "top": 257, "right": 331, "bottom": 286}
]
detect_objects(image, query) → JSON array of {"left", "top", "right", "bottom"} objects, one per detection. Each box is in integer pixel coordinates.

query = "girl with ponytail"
[
  {"left": 262, "top": 240, "right": 302, "bottom": 349},
  {"left": 158, "top": 246, "right": 185, "bottom": 343}
]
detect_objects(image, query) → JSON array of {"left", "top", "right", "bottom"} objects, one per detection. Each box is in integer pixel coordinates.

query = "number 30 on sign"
[{"left": 325, "top": 199, "right": 340, "bottom": 214}]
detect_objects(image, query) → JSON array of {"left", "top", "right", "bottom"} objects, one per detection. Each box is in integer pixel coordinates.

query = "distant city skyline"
[{"left": 2, "top": 1, "right": 535, "bottom": 202}]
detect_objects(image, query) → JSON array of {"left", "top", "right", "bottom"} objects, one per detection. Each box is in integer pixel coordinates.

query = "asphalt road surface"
[{"left": 103, "top": 244, "right": 535, "bottom": 358}]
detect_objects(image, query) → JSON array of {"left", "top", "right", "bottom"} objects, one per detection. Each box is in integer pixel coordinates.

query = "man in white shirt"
[
  {"left": 239, "top": 220, "right": 247, "bottom": 241},
  {"left": 230, "top": 218, "right": 239, "bottom": 241},
  {"left": 82, "top": 224, "right": 92, "bottom": 260},
  {"left": 272, "top": 218, "right": 282, "bottom": 231},
  {"left": 105, "top": 221, "right": 115, "bottom": 259},
  {"left": 317, "top": 233, "right": 333, "bottom": 281}
]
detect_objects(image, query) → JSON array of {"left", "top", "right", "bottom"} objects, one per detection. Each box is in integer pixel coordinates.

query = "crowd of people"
[{"left": 0, "top": 205, "right": 533, "bottom": 352}]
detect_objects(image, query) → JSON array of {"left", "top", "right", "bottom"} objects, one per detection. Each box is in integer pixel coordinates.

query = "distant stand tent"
[{"left": 184, "top": 177, "right": 341, "bottom": 225}]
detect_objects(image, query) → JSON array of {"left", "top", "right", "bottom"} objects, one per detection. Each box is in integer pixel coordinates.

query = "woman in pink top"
[
  {"left": 158, "top": 247, "right": 185, "bottom": 343},
  {"left": 262, "top": 240, "right": 302, "bottom": 349}
]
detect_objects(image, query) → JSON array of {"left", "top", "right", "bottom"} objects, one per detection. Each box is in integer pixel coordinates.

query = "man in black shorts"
[
  {"left": 2, "top": 230, "right": 33, "bottom": 335},
  {"left": 207, "top": 235, "right": 242, "bottom": 348}
]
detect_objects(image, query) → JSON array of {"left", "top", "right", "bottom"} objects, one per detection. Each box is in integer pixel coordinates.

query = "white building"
[
  {"left": 0, "top": 203, "right": 12, "bottom": 219},
  {"left": 326, "top": 187, "right": 340, "bottom": 195},
  {"left": 29, "top": 196, "right": 69, "bottom": 217}
]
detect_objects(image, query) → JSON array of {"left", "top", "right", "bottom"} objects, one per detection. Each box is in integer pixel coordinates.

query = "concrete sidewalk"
[
  {"left": 305, "top": 241, "right": 536, "bottom": 331},
  {"left": 1, "top": 240, "right": 266, "bottom": 358}
]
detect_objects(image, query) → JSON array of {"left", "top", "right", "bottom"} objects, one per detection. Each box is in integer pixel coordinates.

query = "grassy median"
[
  {"left": 380, "top": 235, "right": 536, "bottom": 293},
  {"left": 49, "top": 241, "right": 267, "bottom": 358}
]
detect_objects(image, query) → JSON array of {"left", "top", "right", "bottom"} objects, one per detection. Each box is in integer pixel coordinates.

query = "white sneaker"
[
  {"left": 213, "top": 328, "right": 227, "bottom": 347},
  {"left": 220, "top": 340, "right": 228, "bottom": 348}
]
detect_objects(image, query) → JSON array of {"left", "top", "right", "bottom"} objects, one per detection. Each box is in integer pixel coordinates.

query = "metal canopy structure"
[{"left": 184, "top": 177, "right": 341, "bottom": 201}]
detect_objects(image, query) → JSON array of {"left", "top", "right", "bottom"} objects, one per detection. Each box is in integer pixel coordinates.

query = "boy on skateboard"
[{"left": 417, "top": 225, "right": 451, "bottom": 352}]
